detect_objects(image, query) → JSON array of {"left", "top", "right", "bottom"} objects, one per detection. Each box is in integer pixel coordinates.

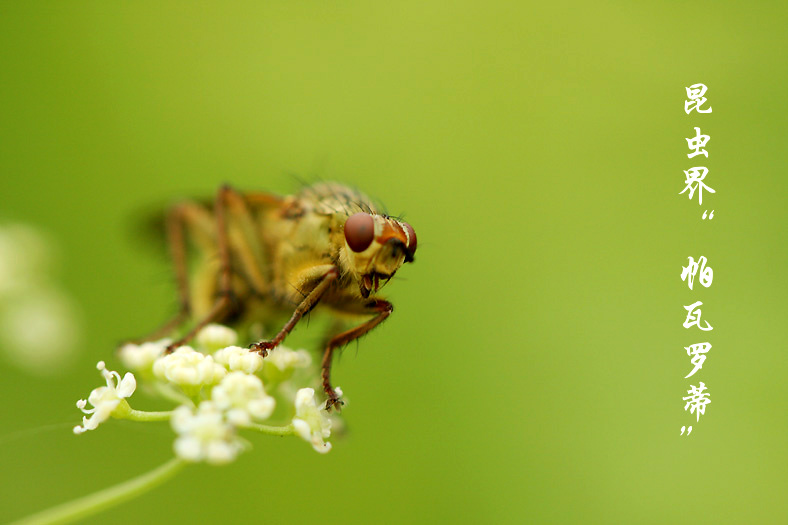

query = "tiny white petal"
[
  {"left": 170, "top": 405, "right": 193, "bottom": 433},
  {"left": 205, "top": 441, "right": 238, "bottom": 465},
  {"left": 116, "top": 373, "right": 137, "bottom": 398},
  {"left": 226, "top": 409, "right": 251, "bottom": 427},
  {"left": 118, "top": 339, "right": 169, "bottom": 372},
  {"left": 313, "top": 441, "right": 332, "bottom": 454},
  {"left": 265, "top": 347, "right": 312, "bottom": 372},
  {"left": 292, "top": 419, "right": 311, "bottom": 441},
  {"left": 213, "top": 346, "right": 263, "bottom": 374},
  {"left": 174, "top": 436, "right": 204, "bottom": 461},
  {"left": 247, "top": 397, "right": 275, "bottom": 420},
  {"left": 196, "top": 324, "right": 238, "bottom": 353}
]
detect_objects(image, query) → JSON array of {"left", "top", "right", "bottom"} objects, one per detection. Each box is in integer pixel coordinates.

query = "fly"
[{"left": 136, "top": 182, "right": 417, "bottom": 411}]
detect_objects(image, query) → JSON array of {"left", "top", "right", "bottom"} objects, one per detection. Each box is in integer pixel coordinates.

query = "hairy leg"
[
  {"left": 321, "top": 299, "right": 393, "bottom": 411},
  {"left": 129, "top": 201, "right": 214, "bottom": 343},
  {"left": 249, "top": 266, "right": 338, "bottom": 356},
  {"left": 165, "top": 185, "right": 250, "bottom": 352}
]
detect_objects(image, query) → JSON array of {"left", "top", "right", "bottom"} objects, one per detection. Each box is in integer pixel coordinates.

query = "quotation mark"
[
  {"left": 702, "top": 210, "right": 714, "bottom": 220},
  {"left": 680, "top": 425, "right": 693, "bottom": 436}
]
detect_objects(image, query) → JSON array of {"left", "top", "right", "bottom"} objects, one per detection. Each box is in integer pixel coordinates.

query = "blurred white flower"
[
  {"left": 171, "top": 401, "right": 244, "bottom": 465},
  {"left": 211, "top": 372, "right": 275, "bottom": 426},
  {"left": 0, "top": 289, "right": 80, "bottom": 372},
  {"left": 118, "top": 339, "right": 170, "bottom": 372},
  {"left": 73, "top": 361, "right": 136, "bottom": 434},
  {"left": 261, "top": 345, "right": 312, "bottom": 386},
  {"left": 152, "top": 346, "right": 226, "bottom": 388},
  {"left": 213, "top": 345, "right": 264, "bottom": 374},
  {"left": 265, "top": 346, "right": 311, "bottom": 371},
  {"left": 0, "top": 224, "right": 50, "bottom": 297},
  {"left": 0, "top": 223, "right": 81, "bottom": 374},
  {"left": 292, "top": 388, "right": 332, "bottom": 454},
  {"left": 196, "top": 324, "right": 238, "bottom": 353}
]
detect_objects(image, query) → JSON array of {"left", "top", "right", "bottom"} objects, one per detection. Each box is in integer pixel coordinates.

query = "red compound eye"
[
  {"left": 345, "top": 213, "right": 375, "bottom": 252},
  {"left": 402, "top": 221, "right": 417, "bottom": 255}
]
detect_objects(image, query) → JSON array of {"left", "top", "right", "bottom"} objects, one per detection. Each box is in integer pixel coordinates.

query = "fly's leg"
[
  {"left": 165, "top": 185, "right": 249, "bottom": 353},
  {"left": 322, "top": 299, "right": 393, "bottom": 411},
  {"left": 219, "top": 187, "right": 269, "bottom": 294},
  {"left": 249, "top": 266, "right": 338, "bottom": 356},
  {"left": 129, "top": 202, "right": 214, "bottom": 343}
]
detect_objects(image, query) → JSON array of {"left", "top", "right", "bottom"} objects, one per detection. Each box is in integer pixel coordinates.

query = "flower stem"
[
  {"left": 246, "top": 422, "right": 295, "bottom": 436},
  {"left": 151, "top": 382, "right": 194, "bottom": 406},
  {"left": 126, "top": 408, "right": 172, "bottom": 422},
  {"left": 11, "top": 457, "right": 186, "bottom": 525}
]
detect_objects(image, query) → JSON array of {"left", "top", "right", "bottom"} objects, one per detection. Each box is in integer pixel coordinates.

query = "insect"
[{"left": 140, "top": 182, "right": 417, "bottom": 411}]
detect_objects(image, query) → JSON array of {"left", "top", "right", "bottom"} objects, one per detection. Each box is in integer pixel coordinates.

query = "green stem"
[
  {"left": 246, "top": 422, "right": 295, "bottom": 436},
  {"left": 125, "top": 408, "right": 172, "bottom": 422},
  {"left": 11, "top": 457, "right": 186, "bottom": 525},
  {"left": 151, "top": 382, "right": 194, "bottom": 407}
]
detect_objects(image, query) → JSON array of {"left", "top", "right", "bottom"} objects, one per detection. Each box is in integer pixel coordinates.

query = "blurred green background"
[{"left": 1, "top": 1, "right": 786, "bottom": 523}]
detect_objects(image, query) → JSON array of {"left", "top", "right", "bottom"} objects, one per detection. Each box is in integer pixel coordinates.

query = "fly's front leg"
[
  {"left": 250, "top": 266, "right": 338, "bottom": 356},
  {"left": 322, "top": 299, "right": 393, "bottom": 411}
]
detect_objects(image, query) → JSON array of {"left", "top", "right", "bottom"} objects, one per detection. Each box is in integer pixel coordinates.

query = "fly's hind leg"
[
  {"left": 321, "top": 299, "right": 393, "bottom": 411},
  {"left": 165, "top": 184, "right": 268, "bottom": 353},
  {"left": 129, "top": 201, "right": 215, "bottom": 344}
]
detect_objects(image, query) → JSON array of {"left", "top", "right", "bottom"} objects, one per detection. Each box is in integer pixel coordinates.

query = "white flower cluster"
[
  {"left": 75, "top": 324, "right": 338, "bottom": 464},
  {"left": 171, "top": 401, "right": 244, "bottom": 465}
]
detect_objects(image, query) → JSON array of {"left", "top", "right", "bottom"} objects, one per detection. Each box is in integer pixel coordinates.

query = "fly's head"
[{"left": 338, "top": 212, "right": 417, "bottom": 298}]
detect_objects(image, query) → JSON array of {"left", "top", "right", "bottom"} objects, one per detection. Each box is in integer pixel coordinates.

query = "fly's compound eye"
[
  {"left": 402, "top": 221, "right": 417, "bottom": 258},
  {"left": 345, "top": 212, "right": 375, "bottom": 252}
]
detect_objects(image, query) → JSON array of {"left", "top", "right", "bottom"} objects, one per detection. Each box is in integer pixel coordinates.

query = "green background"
[{"left": 1, "top": 2, "right": 786, "bottom": 523}]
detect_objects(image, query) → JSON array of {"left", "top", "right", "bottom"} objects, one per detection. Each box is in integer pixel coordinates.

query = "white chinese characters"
[
  {"left": 683, "top": 301, "right": 713, "bottom": 331},
  {"left": 681, "top": 256, "right": 713, "bottom": 290},
  {"left": 683, "top": 382, "right": 711, "bottom": 421},
  {"left": 686, "top": 127, "right": 710, "bottom": 158},
  {"left": 684, "top": 342, "right": 711, "bottom": 379},
  {"left": 679, "top": 167, "right": 716, "bottom": 205},
  {"left": 678, "top": 85, "right": 715, "bottom": 434},
  {"left": 684, "top": 83, "right": 712, "bottom": 114}
]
